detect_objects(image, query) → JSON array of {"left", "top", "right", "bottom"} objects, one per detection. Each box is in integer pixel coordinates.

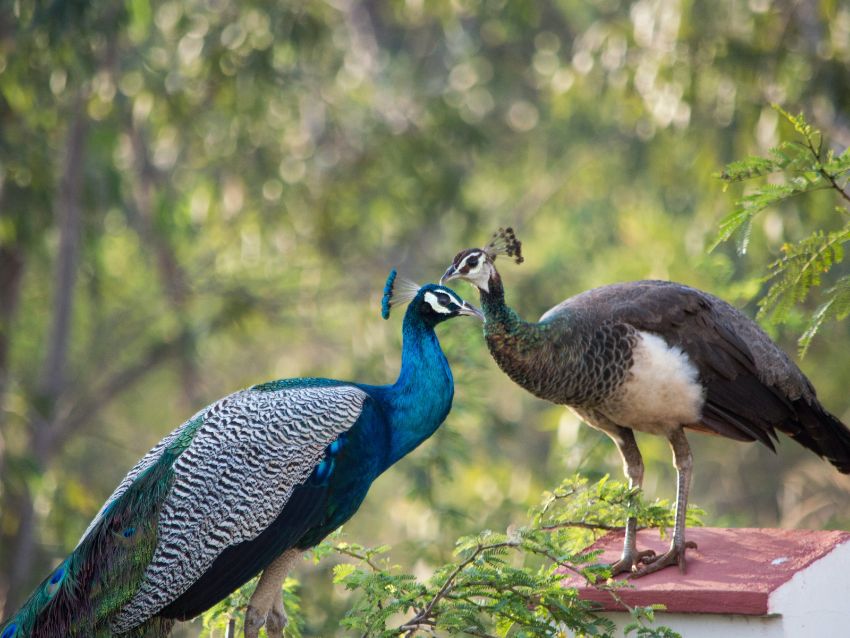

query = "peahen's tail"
[
  {"left": 0, "top": 458, "right": 177, "bottom": 637},
  {"left": 785, "top": 397, "right": 850, "bottom": 474},
  {"left": 805, "top": 401, "right": 850, "bottom": 474}
]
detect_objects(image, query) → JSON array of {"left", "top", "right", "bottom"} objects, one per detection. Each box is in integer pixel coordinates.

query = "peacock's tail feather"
[{"left": 0, "top": 417, "right": 204, "bottom": 637}]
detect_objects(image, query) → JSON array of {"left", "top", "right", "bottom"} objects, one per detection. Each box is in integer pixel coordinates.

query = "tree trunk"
[
  {"left": 0, "top": 174, "right": 26, "bottom": 485},
  {"left": 127, "top": 123, "right": 201, "bottom": 409},
  {"left": 2, "top": 97, "right": 87, "bottom": 616},
  {"left": 0, "top": 171, "right": 26, "bottom": 613}
]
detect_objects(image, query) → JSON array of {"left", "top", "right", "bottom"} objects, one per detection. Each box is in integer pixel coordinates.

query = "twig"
[
  {"left": 334, "top": 545, "right": 384, "bottom": 572},
  {"left": 398, "top": 540, "right": 517, "bottom": 635},
  {"left": 540, "top": 520, "right": 633, "bottom": 532},
  {"left": 803, "top": 131, "right": 850, "bottom": 206}
]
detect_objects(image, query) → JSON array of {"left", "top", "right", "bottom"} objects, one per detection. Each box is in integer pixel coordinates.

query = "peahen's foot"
[
  {"left": 630, "top": 540, "right": 697, "bottom": 578},
  {"left": 609, "top": 548, "right": 657, "bottom": 576}
]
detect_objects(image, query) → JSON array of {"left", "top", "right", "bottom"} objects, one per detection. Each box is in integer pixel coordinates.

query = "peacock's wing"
[
  {"left": 539, "top": 280, "right": 825, "bottom": 449},
  {"left": 0, "top": 383, "right": 368, "bottom": 638},
  {"left": 76, "top": 406, "right": 211, "bottom": 546},
  {"left": 109, "top": 382, "right": 368, "bottom": 632}
]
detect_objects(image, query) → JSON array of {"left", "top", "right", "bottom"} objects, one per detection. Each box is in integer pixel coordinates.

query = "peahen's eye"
[{"left": 466, "top": 255, "right": 479, "bottom": 268}]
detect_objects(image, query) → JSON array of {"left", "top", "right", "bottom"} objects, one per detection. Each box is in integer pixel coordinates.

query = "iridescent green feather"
[{"left": 0, "top": 415, "right": 206, "bottom": 638}]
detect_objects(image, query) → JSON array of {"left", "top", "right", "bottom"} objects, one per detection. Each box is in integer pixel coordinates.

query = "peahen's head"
[
  {"left": 440, "top": 227, "right": 523, "bottom": 293},
  {"left": 382, "top": 270, "right": 483, "bottom": 326}
]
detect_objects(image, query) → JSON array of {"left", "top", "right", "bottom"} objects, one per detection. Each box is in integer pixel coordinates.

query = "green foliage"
[
  {"left": 5, "top": 0, "right": 850, "bottom": 631},
  {"left": 203, "top": 476, "right": 691, "bottom": 637},
  {"left": 759, "top": 227, "right": 850, "bottom": 333},
  {"left": 622, "top": 607, "right": 680, "bottom": 638},
  {"left": 322, "top": 474, "right": 694, "bottom": 637},
  {"left": 200, "top": 577, "right": 303, "bottom": 638},
  {"left": 714, "top": 107, "right": 850, "bottom": 354}
]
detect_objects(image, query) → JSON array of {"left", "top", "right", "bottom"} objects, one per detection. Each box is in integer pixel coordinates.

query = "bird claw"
[
  {"left": 244, "top": 606, "right": 266, "bottom": 638},
  {"left": 265, "top": 598, "right": 288, "bottom": 637},
  {"left": 609, "top": 548, "right": 657, "bottom": 576},
  {"left": 630, "top": 540, "right": 697, "bottom": 578},
  {"left": 243, "top": 600, "right": 287, "bottom": 638}
]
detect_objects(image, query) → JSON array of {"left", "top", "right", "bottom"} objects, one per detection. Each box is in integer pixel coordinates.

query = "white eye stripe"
[
  {"left": 443, "top": 289, "right": 464, "bottom": 306},
  {"left": 459, "top": 252, "right": 484, "bottom": 272},
  {"left": 424, "top": 291, "right": 453, "bottom": 314}
]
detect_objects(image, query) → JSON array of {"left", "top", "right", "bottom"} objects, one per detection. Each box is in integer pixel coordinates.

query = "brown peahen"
[{"left": 441, "top": 228, "right": 850, "bottom": 576}]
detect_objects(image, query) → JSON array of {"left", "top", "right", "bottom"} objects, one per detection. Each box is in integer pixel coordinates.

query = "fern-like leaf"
[{"left": 757, "top": 225, "right": 850, "bottom": 325}]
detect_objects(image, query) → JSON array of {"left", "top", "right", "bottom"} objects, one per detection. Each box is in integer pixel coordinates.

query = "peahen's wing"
[
  {"left": 112, "top": 383, "right": 368, "bottom": 631},
  {"left": 539, "top": 280, "right": 818, "bottom": 447}
]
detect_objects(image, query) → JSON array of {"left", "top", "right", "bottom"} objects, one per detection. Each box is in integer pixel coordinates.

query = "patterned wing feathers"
[
  {"left": 112, "top": 385, "right": 367, "bottom": 632},
  {"left": 76, "top": 408, "right": 208, "bottom": 546}
]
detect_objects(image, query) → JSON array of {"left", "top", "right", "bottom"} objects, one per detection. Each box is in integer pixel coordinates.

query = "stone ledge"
[{"left": 561, "top": 527, "right": 850, "bottom": 616}]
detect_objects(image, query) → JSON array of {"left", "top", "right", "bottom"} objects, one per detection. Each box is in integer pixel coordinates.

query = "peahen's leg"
[
  {"left": 632, "top": 427, "right": 697, "bottom": 577},
  {"left": 244, "top": 549, "right": 301, "bottom": 638},
  {"left": 607, "top": 426, "right": 656, "bottom": 575}
]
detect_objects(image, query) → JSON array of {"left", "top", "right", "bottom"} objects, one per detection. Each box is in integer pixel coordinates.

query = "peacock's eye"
[{"left": 435, "top": 292, "right": 451, "bottom": 307}]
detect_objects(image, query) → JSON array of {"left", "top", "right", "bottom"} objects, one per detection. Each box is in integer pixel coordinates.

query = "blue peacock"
[{"left": 0, "top": 272, "right": 483, "bottom": 638}]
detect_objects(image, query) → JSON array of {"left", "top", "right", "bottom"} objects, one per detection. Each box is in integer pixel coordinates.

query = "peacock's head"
[
  {"left": 412, "top": 283, "right": 485, "bottom": 325},
  {"left": 440, "top": 227, "right": 523, "bottom": 293},
  {"left": 382, "top": 270, "right": 483, "bottom": 325}
]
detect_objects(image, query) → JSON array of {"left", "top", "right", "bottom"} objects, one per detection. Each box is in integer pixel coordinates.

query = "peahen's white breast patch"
[{"left": 602, "top": 331, "right": 704, "bottom": 434}]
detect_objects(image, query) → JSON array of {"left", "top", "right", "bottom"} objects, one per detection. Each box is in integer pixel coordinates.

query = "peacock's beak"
[
  {"left": 440, "top": 265, "right": 459, "bottom": 285},
  {"left": 458, "top": 301, "right": 484, "bottom": 321}
]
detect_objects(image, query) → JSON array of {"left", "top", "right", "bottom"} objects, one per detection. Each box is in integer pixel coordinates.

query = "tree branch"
[
  {"left": 399, "top": 541, "right": 517, "bottom": 635},
  {"left": 334, "top": 546, "right": 384, "bottom": 572},
  {"left": 52, "top": 288, "right": 270, "bottom": 448},
  {"left": 539, "top": 520, "right": 633, "bottom": 533},
  {"left": 52, "top": 332, "right": 191, "bottom": 447},
  {"left": 802, "top": 130, "right": 850, "bottom": 206},
  {"left": 38, "top": 93, "right": 87, "bottom": 412}
]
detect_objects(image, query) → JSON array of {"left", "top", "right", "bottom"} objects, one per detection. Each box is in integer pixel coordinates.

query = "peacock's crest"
[
  {"left": 381, "top": 269, "right": 419, "bottom": 319},
  {"left": 484, "top": 227, "right": 524, "bottom": 264}
]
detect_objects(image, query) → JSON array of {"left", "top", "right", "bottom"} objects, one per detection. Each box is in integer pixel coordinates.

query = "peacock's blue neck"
[{"left": 365, "top": 312, "right": 454, "bottom": 469}]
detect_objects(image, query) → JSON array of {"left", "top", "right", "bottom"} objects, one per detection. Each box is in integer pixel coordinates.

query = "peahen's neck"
[
  {"left": 479, "top": 271, "right": 536, "bottom": 336},
  {"left": 477, "top": 271, "right": 566, "bottom": 402},
  {"left": 378, "top": 313, "right": 454, "bottom": 467}
]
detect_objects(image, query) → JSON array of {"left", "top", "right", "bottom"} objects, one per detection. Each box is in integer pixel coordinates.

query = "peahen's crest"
[
  {"left": 381, "top": 269, "right": 419, "bottom": 319},
  {"left": 483, "top": 227, "right": 524, "bottom": 264}
]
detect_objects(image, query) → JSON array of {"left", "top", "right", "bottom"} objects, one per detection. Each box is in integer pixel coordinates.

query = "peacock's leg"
[
  {"left": 607, "top": 426, "right": 656, "bottom": 575},
  {"left": 265, "top": 594, "right": 287, "bottom": 637},
  {"left": 632, "top": 428, "right": 697, "bottom": 577},
  {"left": 244, "top": 549, "right": 301, "bottom": 638}
]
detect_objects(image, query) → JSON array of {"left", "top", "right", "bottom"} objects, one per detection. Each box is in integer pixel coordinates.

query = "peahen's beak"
[
  {"left": 440, "top": 265, "right": 458, "bottom": 285},
  {"left": 458, "top": 301, "right": 485, "bottom": 321}
]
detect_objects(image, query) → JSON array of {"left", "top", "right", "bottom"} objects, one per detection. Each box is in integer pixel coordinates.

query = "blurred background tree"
[{"left": 1, "top": 0, "right": 848, "bottom": 635}]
